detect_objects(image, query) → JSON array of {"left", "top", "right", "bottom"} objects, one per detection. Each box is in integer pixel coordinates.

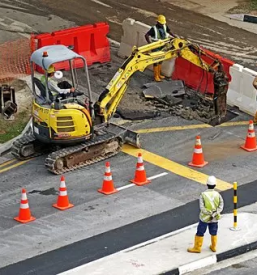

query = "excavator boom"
[{"left": 95, "top": 37, "right": 228, "bottom": 124}]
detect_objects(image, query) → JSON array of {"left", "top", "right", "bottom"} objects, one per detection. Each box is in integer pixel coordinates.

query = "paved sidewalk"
[{"left": 59, "top": 213, "right": 257, "bottom": 275}]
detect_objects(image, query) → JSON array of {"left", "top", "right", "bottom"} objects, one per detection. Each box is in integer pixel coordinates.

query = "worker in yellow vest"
[
  {"left": 145, "top": 15, "right": 177, "bottom": 82},
  {"left": 188, "top": 175, "right": 224, "bottom": 253}
]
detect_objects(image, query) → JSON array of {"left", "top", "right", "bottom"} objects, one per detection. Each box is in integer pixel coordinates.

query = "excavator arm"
[{"left": 94, "top": 37, "right": 228, "bottom": 124}]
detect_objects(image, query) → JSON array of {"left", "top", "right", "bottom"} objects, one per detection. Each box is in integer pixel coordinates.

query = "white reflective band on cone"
[
  {"left": 137, "top": 165, "right": 145, "bottom": 171},
  {"left": 59, "top": 191, "right": 67, "bottom": 196},
  {"left": 249, "top": 124, "right": 254, "bottom": 130},
  {"left": 194, "top": 148, "right": 203, "bottom": 154},
  {"left": 20, "top": 203, "right": 29, "bottom": 209},
  {"left": 248, "top": 132, "right": 255, "bottom": 138},
  {"left": 195, "top": 139, "right": 201, "bottom": 145},
  {"left": 106, "top": 167, "right": 111, "bottom": 173},
  {"left": 21, "top": 193, "right": 27, "bottom": 200},
  {"left": 138, "top": 156, "right": 143, "bottom": 163},
  {"left": 60, "top": 181, "right": 66, "bottom": 188},
  {"left": 104, "top": 175, "right": 112, "bottom": 181}
]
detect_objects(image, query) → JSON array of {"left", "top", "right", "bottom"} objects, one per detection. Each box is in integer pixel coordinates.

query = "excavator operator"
[
  {"left": 41, "top": 65, "right": 83, "bottom": 100},
  {"left": 145, "top": 14, "right": 177, "bottom": 82}
]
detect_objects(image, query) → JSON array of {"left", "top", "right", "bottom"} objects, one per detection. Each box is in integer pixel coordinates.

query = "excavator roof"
[{"left": 30, "top": 45, "right": 83, "bottom": 70}]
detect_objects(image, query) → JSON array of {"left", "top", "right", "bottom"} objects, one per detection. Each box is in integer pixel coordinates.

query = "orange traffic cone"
[
  {"left": 241, "top": 120, "right": 257, "bottom": 152},
  {"left": 188, "top": 135, "right": 208, "bottom": 168},
  {"left": 98, "top": 162, "right": 118, "bottom": 195},
  {"left": 130, "top": 153, "right": 151, "bottom": 186},
  {"left": 14, "top": 188, "right": 36, "bottom": 223},
  {"left": 53, "top": 176, "right": 74, "bottom": 210}
]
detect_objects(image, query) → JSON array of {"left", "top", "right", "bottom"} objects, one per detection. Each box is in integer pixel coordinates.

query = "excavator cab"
[{"left": 29, "top": 45, "right": 94, "bottom": 145}]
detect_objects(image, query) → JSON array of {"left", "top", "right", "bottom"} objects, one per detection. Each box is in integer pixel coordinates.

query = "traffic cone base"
[
  {"left": 98, "top": 162, "right": 118, "bottom": 195},
  {"left": 53, "top": 203, "right": 74, "bottom": 211},
  {"left": 14, "top": 215, "right": 36, "bottom": 224},
  {"left": 98, "top": 188, "right": 118, "bottom": 195},
  {"left": 130, "top": 178, "right": 151, "bottom": 186},
  {"left": 240, "top": 145, "right": 257, "bottom": 152},
  {"left": 188, "top": 160, "right": 208, "bottom": 168}
]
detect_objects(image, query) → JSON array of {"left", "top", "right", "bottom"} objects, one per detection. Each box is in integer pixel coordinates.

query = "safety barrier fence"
[
  {"left": 0, "top": 23, "right": 111, "bottom": 83},
  {"left": 31, "top": 23, "right": 111, "bottom": 73},
  {"left": 0, "top": 38, "right": 32, "bottom": 83},
  {"left": 118, "top": 18, "right": 257, "bottom": 116}
]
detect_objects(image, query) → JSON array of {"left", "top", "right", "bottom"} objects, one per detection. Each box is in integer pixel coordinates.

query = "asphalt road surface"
[
  {"left": 209, "top": 258, "right": 257, "bottom": 275},
  {"left": 39, "top": 0, "right": 257, "bottom": 68},
  {"left": 1, "top": 1, "right": 257, "bottom": 274}
]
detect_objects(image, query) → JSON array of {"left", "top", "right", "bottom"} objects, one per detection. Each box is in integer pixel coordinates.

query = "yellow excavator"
[{"left": 11, "top": 37, "right": 228, "bottom": 174}]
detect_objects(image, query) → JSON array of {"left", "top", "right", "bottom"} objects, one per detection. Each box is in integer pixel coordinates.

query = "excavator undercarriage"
[{"left": 12, "top": 123, "right": 140, "bottom": 174}]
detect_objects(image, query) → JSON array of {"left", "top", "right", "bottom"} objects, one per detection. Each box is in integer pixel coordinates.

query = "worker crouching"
[{"left": 187, "top": 176, "right": 224, "bottom": 253}]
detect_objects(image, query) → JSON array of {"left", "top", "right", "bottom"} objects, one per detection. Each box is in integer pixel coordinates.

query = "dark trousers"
[{"left": 196, "top": 220, "right": 218, "bottom": 236}]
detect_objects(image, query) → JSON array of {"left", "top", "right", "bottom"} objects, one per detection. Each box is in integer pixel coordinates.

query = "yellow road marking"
[
  {"left": 0, "top": 159, "right": 32, "bottom": 174},
  {"left": 122, "top": 144, "right": 232, "bottom": 191},
  {"left": 136, "top": 121, "right": 249, "bottom": 134},
  {"left": 0, "top": 159, "right": 16, "bottom": 168}
]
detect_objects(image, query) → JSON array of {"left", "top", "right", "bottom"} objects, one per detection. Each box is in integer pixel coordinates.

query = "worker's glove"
[{"left": 211, "top": 211, "right": 217, "bottom": 218}]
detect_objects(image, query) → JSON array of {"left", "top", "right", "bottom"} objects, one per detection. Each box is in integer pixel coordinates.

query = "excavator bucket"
[{"left": 106, "top": 123, "right": 141, "bottom": 148}]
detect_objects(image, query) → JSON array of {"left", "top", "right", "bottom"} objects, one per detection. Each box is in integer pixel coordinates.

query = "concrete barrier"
[
  {"left": 118, "top": 18, "right": 176, "bottom": 77},
  {"left": 227, "top": 64, "right": 244, "bottom": 107},
  {"left": 227, "top": 65, "right": 257, "bottom": 116}
]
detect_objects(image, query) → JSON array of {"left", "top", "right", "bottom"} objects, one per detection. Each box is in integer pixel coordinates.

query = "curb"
[
  {"left": 0, "top": 117, "right": 32, "bottom": 156},
  {"left": 227, "top": 14, "right": 257, "bottom": 24},
  {"left": 161, "top": 240, "right": 257, "bottom": 275}
]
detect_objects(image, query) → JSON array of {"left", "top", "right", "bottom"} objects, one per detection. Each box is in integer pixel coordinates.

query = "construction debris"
[
  {"left": 141, "top": 82, "right": 238, "bottom": 125},
  {"left": 116, "top": 108, "right": 160, "bottom": 120},
  {"left": 142, "top": 80, "right": 185, "bottom": 98}
]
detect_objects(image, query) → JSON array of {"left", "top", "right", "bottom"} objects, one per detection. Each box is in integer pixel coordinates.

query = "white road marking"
[
  {"left": 148, "top": 172, "right": 168, "bottom": 180},
  {"left": 117, "top": 184, "right": 135, "bottom": 191},
  {"left": 90, "top": 0, "right": 112, "bottom": 8},
  {"left": 116, "top": 172, "right": 168, "bottom": 191}
]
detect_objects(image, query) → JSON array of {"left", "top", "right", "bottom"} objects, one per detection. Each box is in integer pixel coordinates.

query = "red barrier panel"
[
  {"left": 172, "top": 47, "right": 234, "bottom": 95},
  {"left": 32, "top": 23, "right": 111, "bottom": 73}
]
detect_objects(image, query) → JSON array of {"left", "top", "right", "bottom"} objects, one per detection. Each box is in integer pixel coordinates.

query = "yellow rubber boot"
[
  {"left": 187, "top": 235, "right": 203, "bottom": 253},
  {"left": 210, "top": 235, "right": 217, "bottom": 252},
  {"left": 154, "top": 66, "right": 161, "bottom": 82},
  {"left": 158, "top": 64, "right": 165, "bottom": 79}
]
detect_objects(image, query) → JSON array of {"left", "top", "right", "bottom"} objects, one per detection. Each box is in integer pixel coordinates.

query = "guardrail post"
[{"left": 230, "top": 182, "right": 241, "bottom": 231}]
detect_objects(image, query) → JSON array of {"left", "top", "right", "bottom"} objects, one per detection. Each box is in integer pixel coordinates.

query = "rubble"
[
  {"left": 142, "top": 80, "right": 185, "bottom": 99},
  {"left": 141, "top": 82, "right": 222, "bottom": 124},
  {"left": 116, "top": 108, "right": 160, "bottom": 120}
]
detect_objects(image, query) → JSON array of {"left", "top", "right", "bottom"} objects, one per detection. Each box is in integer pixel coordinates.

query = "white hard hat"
[
  {"left": 207, "top": 175, "right": 216, "bottom": 186},
  {"left": 54, "top": 71, "right": 63, "bottom": 80}
]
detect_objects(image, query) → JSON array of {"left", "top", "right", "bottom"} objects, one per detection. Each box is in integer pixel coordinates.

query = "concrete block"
[
  {"left": 227, "top": 64, "right": 243, "bottom": 106},
  {"left": 238, "top": 67, "right": 257, "bottom": 115}
]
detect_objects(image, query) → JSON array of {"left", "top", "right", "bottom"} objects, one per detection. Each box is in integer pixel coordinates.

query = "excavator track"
[
  {"left": 45, "top": 123, "right": 140, "bottom": 174},
  {"left": 45, "top": 133, "right": 121, "bottom": 174},
  {"left": 11, "top": 132, "right": 47, "bottom": 160},
  {"left": 12, "top": 123, "right": 140, "bottom": 174}
]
